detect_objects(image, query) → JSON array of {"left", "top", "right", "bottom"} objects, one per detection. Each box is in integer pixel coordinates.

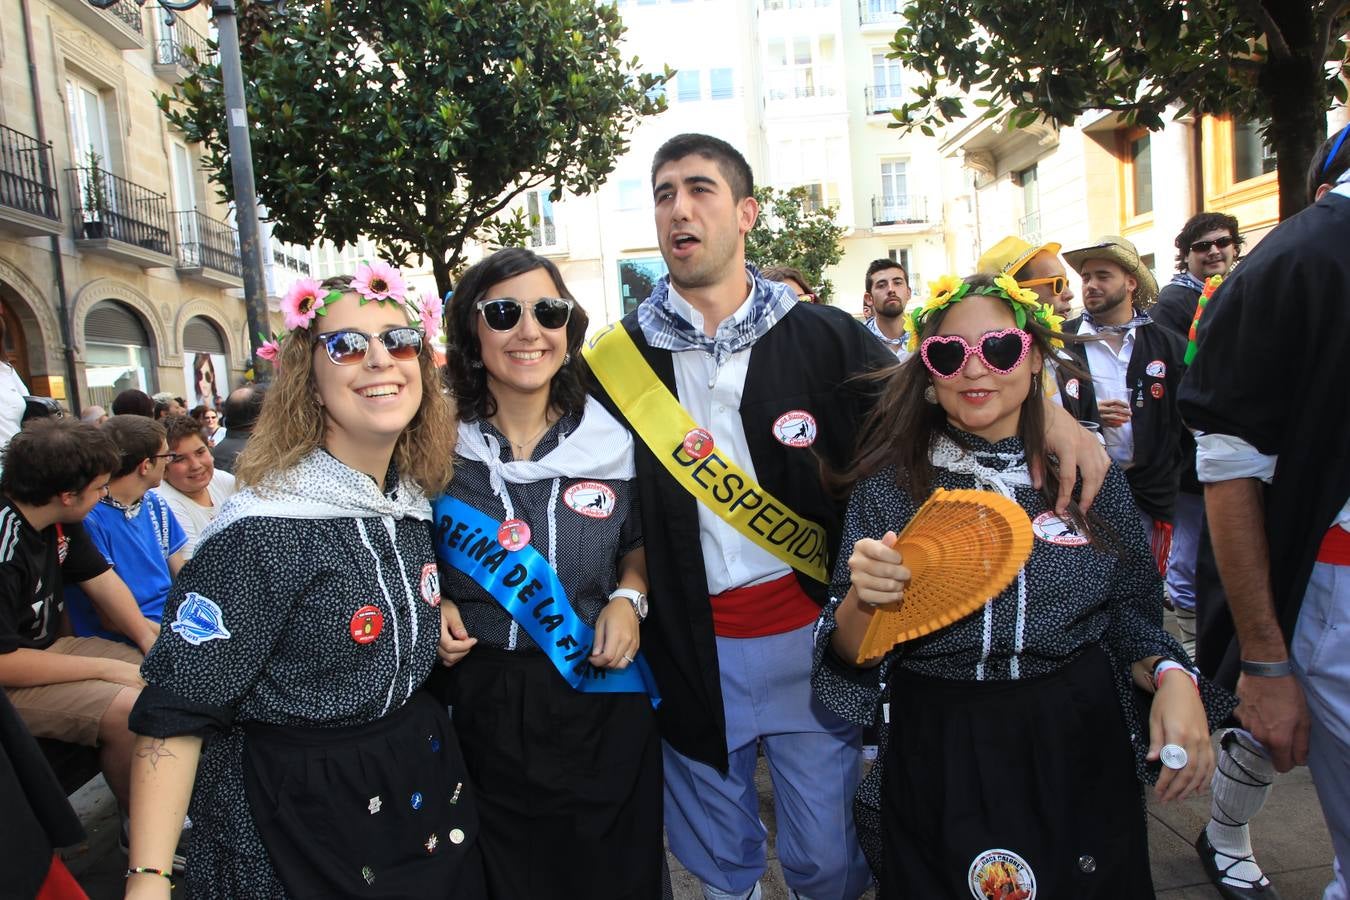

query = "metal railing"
[
  {"left": 1019, "top": 211, "right": 1042, "bottom": 246},
  {"left": 864, "top": 85, "right": 901, "bottom": 115},
  {"left": 153, "top": 9, "right": 214, "bottom": 68},
  {"left": 766, "top": 83, "right": 839, "bottom": 101},
  {"left": 176, "top": 210, "right": 240, "bottom": 277},
  {"left": 858, "top": 0, "right": 901, "bottom": 24},
  {"left": 0, "top": 125, "right": 60, "bottom": 222},
  {"left": 272, "top": 246, "right": 311, "bottom": 274},
  {"left": 68, "top": 165, "right": 171, "bottom": 253},
  {"left": 872, "top": 195, "right": 929, "bottom": 226},
  {"left": 104, "top": 0, "right": 145, "bottom": 34}
]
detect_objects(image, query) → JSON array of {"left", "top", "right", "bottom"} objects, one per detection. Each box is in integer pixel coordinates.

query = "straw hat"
[
  {"left": 1063, "top": 234, "right": 1159, "bottom": 306},
  {"left": 975, "top": 236, "right": 1063, "bottom": 279}
]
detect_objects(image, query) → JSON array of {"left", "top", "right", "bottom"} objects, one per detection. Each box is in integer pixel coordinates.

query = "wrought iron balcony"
[
  {"left": 271, "top": 246, "right": 311, "bottom": 274},
  {"left": 49, "top": 0, "right": 144, "bottom": 48},
  {"left": 0, "top": 125, "right": 61, "bottom": 236},
  {"left": 1019, "top": 211, "right": 1042, "bottom": 247},
  {"left": 872, "top": 195, "right": 930, "bottom": 227},
  {"left": 68, "top": 165, "right": 173, "bottom": 267},
  {"left": 176, "top": 210, "right": 242, "bottom": 286},
  {"left": 153, "top": 8, "right": 215, "bottom": 73},
  {"left": 864, "top": 85, "right": 901, "bottom": 116},
  {"left": 859, "top": 0, "right": 902, "bottom": 25}
]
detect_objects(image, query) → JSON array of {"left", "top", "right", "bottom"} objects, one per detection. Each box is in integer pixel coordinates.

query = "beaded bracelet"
[{"left": 126, "top": 865, "right": 175, "bottom": 886}]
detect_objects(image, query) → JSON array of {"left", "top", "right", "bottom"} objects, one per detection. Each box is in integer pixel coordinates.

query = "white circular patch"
[
  {"left": 563, "top": 481, "right": 617, "bottom": 519},
  {"left": 420, "top": 563, "right": 441, "bottom": 607},
  {"left": 968, "top": 848, "right": 1037, "bottom": 899},
  {"left": 772, "top": 409, "right": 817, "bottom": 448},
  {"left": 1064, "top": 377, "right": 1080, "bottom": 400},
  {"left": 1145, "top": 359, "right": 1166, "bottom": 378},
  {"left": 1031, "top": 511, "right": 1090, "bottom": 547}
]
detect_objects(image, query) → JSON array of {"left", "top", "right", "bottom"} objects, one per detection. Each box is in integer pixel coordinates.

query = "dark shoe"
[{"left": 1196, "top": 829, "right": 1282, "bottom": 899}]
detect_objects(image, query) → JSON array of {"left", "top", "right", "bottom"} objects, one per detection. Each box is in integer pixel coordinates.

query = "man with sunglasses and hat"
[
  {"left": 1061, "top": 236, "right": 1188, "bottom": 575},
  {"left": 977, "top": 235, "right": 1076, "bottom": 318}
]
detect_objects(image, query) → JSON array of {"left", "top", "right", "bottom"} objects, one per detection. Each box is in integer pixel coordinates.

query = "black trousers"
[
  {"left": 242, "top": 691, "right": 486, "bottom": 899},
  {"left": 447, "top": 645, "right": 663, "bottom": 900},
  {"left": 879, "top": 646, "right": 1154, "bottom": 899}
]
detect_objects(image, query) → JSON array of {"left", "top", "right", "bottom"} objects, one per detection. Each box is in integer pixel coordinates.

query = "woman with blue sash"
[{"left": 436, "top": 248, "right": 663, "bottom": 899}]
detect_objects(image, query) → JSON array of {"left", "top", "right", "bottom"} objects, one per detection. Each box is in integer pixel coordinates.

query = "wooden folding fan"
[{"left": 856, "top": 488, "right": 1034, "bottom": 663}]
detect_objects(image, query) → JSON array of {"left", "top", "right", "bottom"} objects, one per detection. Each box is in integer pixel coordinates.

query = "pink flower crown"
[{"left": 257, "top": 260, "right": 444, "bottom": 369}]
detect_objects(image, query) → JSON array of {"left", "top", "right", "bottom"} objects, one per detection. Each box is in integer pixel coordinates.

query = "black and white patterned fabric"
[
  {"left": 442, "top": 411, "right": 642, "bottom": 651},
  {"left": 131, "top": 453, "right": 445, "bottom": 898},
  {"left": 811, "top": 431, "right": 1237, "bottom": 864}
]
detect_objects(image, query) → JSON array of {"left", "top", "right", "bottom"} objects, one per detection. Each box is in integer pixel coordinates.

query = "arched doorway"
[
  {"left": 182, "top": 315, "right": 228, "bottom": 409},
  {"left": 84, "top": 300, "right": 156, "bottom": 408},
  {"left": 1, "top": 298, "right": 30, "bottom": 385}
]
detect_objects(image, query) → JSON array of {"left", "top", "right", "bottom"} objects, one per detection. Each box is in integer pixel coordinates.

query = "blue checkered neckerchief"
[
  {"left": 636, "top": 264, "right": 797, "bottom": 369},
  {"left": 1170, "top": 271, "right": 1207, "bottom": 294},
  {"left": 1081, "top": 308, "right": 1153, "bottom": 336},
  {"left": 100, "top": 494, "right": 142, "bottom": 520}
]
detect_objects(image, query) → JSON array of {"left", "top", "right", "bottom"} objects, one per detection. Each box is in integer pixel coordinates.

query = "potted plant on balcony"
[{"left": 81, "top": 148, "right": 108, "bottom": 240}]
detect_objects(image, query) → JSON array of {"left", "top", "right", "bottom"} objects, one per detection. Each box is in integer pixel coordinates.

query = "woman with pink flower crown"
[{"left": 123, "top": 262, "right": 486, "bottom": 899}]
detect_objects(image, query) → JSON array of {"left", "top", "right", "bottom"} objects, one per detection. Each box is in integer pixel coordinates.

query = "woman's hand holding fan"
[{"left": 846, "top": 531, "right": 911, "bottom": 608}]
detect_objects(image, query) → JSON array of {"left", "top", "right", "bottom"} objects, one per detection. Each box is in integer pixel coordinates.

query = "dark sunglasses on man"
[
  {"left": 313, "top": 327, "right": 425, "bottom": 366},
  {"left": 1189, "top": 236, "right": 1236, "bottom": 254}
]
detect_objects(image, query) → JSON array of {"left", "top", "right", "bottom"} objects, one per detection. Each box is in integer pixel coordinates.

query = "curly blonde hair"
[{"left": 235, "top": 298, "right": 456, "bottom": 495}]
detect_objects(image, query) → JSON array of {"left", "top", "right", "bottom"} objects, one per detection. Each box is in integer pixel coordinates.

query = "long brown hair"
[
  {"left": 235, "top": 291, "right": 457, "bottom": 495},
  {"left": 843, "top": 275, "right": 1107, "bottom": 541}
]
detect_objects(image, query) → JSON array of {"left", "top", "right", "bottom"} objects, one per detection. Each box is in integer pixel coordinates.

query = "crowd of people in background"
[{"left": 1, "top": 125, "right": 1347, "bottom": 900}]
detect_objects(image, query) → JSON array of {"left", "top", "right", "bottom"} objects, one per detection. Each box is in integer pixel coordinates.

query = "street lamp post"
[{"left": 87, "top": 0, "right": 275, "bottom": 362}]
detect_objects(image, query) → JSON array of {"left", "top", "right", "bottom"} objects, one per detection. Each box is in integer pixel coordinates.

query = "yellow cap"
[{"left": 976, "top": 236, "right": 1063, "bottom": 279}]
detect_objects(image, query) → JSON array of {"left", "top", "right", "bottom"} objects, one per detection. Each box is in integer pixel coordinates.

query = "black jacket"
[
  {"left": 1060, "top": 316, "right": 1188, "bottom": 522},
  {"left": 1151, "top": 282, "right": 1201, "bottom": 338},
  {"left": 590, "top": 302, "right": 894, "bottom": 770}
]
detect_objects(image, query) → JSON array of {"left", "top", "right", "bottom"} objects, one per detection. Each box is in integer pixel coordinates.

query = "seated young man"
[
  {"left": 65, "top": 415, "right": 186, "bottom": 643},
  {"left": 155, "top": 415, "right": 236, "bottom": 559},
  {"left": 0, "top": 418, "right": 144, "bottom": 813}
]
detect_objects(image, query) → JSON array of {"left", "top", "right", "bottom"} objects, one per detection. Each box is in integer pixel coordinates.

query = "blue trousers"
[
  {"left": 1166, "top": 492, "right": 1205, "bottom": 612},
  {"left": 1292, "top": 561, "right": 1350, "bottom": 900},
  {"left": 663, "top": 623, "right": 871, "bottom": 900}
]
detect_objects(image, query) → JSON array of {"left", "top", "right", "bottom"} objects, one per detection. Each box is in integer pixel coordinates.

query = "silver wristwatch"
[{"left": 610, "top": 587, "right": 648, "bottom": 622}]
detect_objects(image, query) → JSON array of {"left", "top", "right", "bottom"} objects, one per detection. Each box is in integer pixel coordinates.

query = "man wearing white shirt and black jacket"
[
  {"left": 1178, "top": 126, "right": 1350, "bottom": 900},
  {"left": 1060, "top": 236, "right": 1188, "bottom": 554}
]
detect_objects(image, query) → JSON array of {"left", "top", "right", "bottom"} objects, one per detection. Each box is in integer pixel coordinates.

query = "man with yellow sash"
[{"left": 585, "top": 133, "right": 1110, "bottom": 900}]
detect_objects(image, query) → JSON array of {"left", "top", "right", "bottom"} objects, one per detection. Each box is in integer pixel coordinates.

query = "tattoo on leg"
[{"left": 137, "top": 738, "right": 175, "bottom": 769}]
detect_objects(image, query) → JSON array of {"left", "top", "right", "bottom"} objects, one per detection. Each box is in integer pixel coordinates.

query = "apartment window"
[
  {"left": 710, "top": 68, "right": 734, "bottom": 100},
  {"left": 1233, "top": 119, "right": 1276, "bottom": 183},
  {"left": 1018, "top": 164, "right": 1040, "bottom": 243},
  {"left": 1125, "top": 129, "right": 1153, "bottom": 216},
  {"left": 864, "top": 0, "right": 900, "bottom": 15},
  {"left": 767, "top": 36, "right": 831, "bottom": 100},
  {"left": 676, "top": 70, "right": 702, "bottom": 102},
  {"left": 870, "top": 51, "right": 902, "bottom": 110},
  {"left": 526, "top": 189, "right": 557, "bottom": 248},
  {"left": 799, "top": 182, "right": 838, "bottom": 214},
  {"left": 619, "top": 256, "right": 667, "bottom": 316},
  {"left": 887, "top": 247, "right": 914, "bottom": 286},
  {"left": 65, "top": 75, "right": 111, "bottom": 171},
  {"left": 646, "top": 82, "right": 667, "bottom": 103},
  {"left": 879, "top": 160, "right": 909, "bottom": 220}
]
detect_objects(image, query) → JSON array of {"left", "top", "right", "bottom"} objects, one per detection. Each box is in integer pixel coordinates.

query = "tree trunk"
[
  {"left": 1262, "top": 3, "right": 1328, "bottom": 220},
  {"left": 431, "top": 252, "right": 454, "bottom": 302}
]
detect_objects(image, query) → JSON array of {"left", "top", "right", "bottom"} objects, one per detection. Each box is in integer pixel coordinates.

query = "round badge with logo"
[
  {"left": 683, "top": 427, "right": 714, "bottom": 460},
  {"left": 419, "top": 562, "right": 441, "bottom": 607},
  {"left": 497, "top": 519, "right": 531, "bottom": 552},
  {"left": 1145, "top": 359, "right": 1166, "bottom": 378},
  {"left": 1064, "top": 378, "right": 1080, "bottom": 400},
  {"left": 349, "top": 605, "right": 384, "bottom": 644},
  {"left": 772, "top": 409, "right": 818, "bottom": 448},
  {"left": 1031, "top": 511, "right": 1090, "bottom": 547},
  {"left": 563, "top": 481, "right": 617, "bottom": 519},
  {"left": 968, "top": 848, "right": 1036, "bottom": 900},
  {"left": 1150, "top": 382, "right": 1164, "bottom": 399}
]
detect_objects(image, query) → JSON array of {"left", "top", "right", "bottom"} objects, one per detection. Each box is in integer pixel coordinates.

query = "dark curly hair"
[
  {"left": 0, "top": 418, "right": 120, "bottom": 504},
  {"left": 1172, "top": 212, "right": 1242, "bottom": 272},
  {"left": 444, "top": 248, "right": 591, "bottom": 423}
]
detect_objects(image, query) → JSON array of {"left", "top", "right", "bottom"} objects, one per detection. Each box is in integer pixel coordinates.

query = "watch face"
[{"left": 634, "top": 594, "right": 648, "bottom": 619}]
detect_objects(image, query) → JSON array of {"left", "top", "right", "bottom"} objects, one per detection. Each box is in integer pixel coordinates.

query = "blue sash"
[{"left": 432, "top": 496, "right": 659, "bottom": 706}]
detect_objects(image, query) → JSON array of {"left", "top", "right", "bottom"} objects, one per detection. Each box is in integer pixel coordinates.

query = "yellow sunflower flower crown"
[{"left": 904, "top": 273, "right": 1066, "bottom": 353}]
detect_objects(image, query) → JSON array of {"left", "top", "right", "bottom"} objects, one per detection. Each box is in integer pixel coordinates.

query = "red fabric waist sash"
[
  {"left": 1317, "top": 525, "right": 1350, "bottom": 566},
  {"left": 709, "top": 572, "right": 820, "bottom": 639}
]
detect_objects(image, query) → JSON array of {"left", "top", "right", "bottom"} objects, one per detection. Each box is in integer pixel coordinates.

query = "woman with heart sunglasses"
[
  {"left": 124, "top": 264, "right": 490, "bottom": 899},
  {"left": 437, "top": 248, "right": 664, "bottom": 899},
  {"left": 812, "top": 273, "right": 1234, "bottom": 898}
]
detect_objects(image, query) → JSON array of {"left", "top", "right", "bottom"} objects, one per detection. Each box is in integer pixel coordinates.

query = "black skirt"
[
  {"left": 446, "top": 645, "right": 663, "bottom": 900},
  {"left": 242, "top": 690, "right": 486, "bottom": 899},
  {"left": 878, "top": 645, "right": 1153, "bottom": 900}
]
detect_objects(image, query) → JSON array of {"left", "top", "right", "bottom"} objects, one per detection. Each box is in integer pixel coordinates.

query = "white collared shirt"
[
  {"left": 667, "top": 285, "right": 791, "bottom": 594},
  {"left": 1078, "top": 317, "right": 1136, "bottom": 468},
  {"left": 865, "top": 315, "right": 911, "bottom": 362}
]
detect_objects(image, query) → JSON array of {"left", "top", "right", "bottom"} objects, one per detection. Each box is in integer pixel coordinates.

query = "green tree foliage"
[
  {"left": 887, "top": 0, "right": 1349, "bottom": 219},
  {"left": 744, "top": 186, "right": 846, "bottom": 302},
  {"left": 160, "top": 0, "right": 668, "bottom": 295}
]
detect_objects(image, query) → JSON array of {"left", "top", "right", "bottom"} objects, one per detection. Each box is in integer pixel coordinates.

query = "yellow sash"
[{"left": 584, "top": 323, "right": 829, "bottom": 583}]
